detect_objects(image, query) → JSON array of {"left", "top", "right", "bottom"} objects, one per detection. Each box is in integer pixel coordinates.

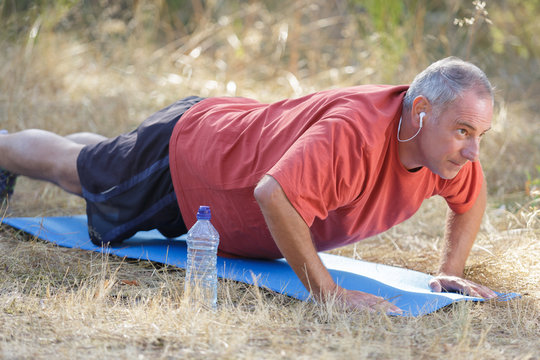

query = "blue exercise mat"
[{"left": 1, "top": 215, "right": 519, "bottom": 316}]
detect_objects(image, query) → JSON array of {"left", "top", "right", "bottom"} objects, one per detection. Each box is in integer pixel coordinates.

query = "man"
[{"left": 0, "top": 57, "right": 497, "bottom": 313}]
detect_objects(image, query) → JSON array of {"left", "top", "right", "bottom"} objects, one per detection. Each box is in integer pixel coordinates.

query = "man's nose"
[{"left": 462, "top": 138, "right": 480, "bottom": 161}]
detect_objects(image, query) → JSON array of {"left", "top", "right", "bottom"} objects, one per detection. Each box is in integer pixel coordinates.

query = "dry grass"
[{"left": 1, "top": 1, "right": 539, "bottom": 359}]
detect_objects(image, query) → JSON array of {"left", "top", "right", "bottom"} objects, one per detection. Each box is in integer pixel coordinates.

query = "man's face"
[{"left": 419, "top": 91, "right": 493, "bottom": 179}]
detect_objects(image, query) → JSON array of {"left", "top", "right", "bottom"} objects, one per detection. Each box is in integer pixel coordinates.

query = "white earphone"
[
  {"left": 397, "top": 111, "right": 425, "bottom": 143},
  {"left": 419, "top": 111, "right": 425, "bottom": 128}
]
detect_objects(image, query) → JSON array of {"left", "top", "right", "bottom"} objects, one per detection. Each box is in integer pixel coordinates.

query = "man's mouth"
[{"left": 449, "top": 160, "right": 466, "bottom": 168}]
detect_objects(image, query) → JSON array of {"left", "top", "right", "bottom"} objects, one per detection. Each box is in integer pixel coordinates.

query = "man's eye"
[{"left": 458, "top": 129, "right": 468, "bottom": 136}]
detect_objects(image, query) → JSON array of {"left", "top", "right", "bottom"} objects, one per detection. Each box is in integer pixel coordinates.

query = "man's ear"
[{"left": 411, "top": 96, "right": 432, "bottom": 127}]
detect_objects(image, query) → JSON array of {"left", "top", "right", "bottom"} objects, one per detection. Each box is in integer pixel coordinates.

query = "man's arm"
[
  {"left": 254, "top": 175, "right": 402, "bottom": 313},
  {"left": 429, "top": 179, "right": 497, "bottom": 298}
]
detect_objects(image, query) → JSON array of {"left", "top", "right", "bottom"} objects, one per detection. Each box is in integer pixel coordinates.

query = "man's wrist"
[
  {"left": 311, "top": 281, "right": 341, "bottom": 302},
  {"left": 436, "top": 269, "right": 464, "bottom": 278}
]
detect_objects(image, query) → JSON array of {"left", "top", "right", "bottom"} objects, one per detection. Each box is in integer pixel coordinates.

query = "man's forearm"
[
  {"left": 429, "top": 179, "right": 496, "bottom": 299},
  {"left": 254, "top": 175, "right": 337, "bottom": 297},
  {"left": 439, "top": 179, "right": 487, "bottom": 276}
]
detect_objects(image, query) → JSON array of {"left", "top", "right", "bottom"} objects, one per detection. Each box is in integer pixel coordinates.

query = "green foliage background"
[{"left": 3, "top": 0, "right": 538, "bottom": 92}]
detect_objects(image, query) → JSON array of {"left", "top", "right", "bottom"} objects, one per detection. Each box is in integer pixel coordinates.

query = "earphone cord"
[{"left": 397, "top": 117, "right": 422, "bottom": 143}]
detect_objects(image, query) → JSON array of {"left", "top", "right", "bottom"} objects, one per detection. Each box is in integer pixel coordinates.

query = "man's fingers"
[
  {"left": 340, "top": 290, "right": 403, "bottom": 314},
  {"left": 428, "top": 278, "right": 442, "bottom": 292},
  {"left": 475, "top": 284, "right": 498, "bottom": 299},
  {"left": 464, "top": 284, "right": 481, "bottom": 298},
  {"left": 374, "top": 299, "right": 403, "bottom": 314},
  {"left": 365, "top": 294, "right": 403, "bottom": 314},
  {"left": 387, "top": 305, "right": 404, "bottom": 315},
  {"left": 430, "top": 275, "right": 498, "bottom": 299},
  {"left": 465, "top": 283, "right": 497, "bottom": 299}
]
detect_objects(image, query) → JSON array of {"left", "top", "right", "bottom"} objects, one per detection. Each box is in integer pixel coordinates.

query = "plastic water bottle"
[{"left": 185, "top": 206, "right": 220, "bottom": 309}]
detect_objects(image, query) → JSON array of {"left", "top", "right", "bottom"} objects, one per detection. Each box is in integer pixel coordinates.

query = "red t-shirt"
[{"left": 169, "top": 85, "right": 483, "bottom": 259}]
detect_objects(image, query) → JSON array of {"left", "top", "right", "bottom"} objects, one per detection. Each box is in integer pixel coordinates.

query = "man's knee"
[
  {"left": 65, "top": 132, "right": 108, "bottom": 146},
  {"left": 54, "top": 143, "right": 84, "bottom": 196}
]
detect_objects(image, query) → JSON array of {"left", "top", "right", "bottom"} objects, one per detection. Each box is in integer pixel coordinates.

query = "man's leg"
[
  {"left": 65, "top": 132, "right": 108, "bottom": 145},
  {"left": 0, "top": 129, "right": 87, "bottom": 196}
]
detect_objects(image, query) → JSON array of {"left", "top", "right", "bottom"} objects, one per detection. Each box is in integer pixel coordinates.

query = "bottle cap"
[{"left": 196, "top": 205, "right": 211, "bottom": 220}]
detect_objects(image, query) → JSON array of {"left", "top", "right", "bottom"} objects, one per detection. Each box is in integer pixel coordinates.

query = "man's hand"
[
  {"left": 429, "top": 275, "right": 497, "bottom": 299},
  {"left": 334, "top": 286, "right": 403, "bottom": 314}
]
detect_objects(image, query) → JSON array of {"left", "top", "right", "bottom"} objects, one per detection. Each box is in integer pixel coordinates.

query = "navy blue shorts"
[{"left": 77, "top": 96, "right": 204, "bottom": 246}]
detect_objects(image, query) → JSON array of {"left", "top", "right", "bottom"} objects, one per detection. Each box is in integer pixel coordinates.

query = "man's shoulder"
[
  {"left": 322, "top": 84, "right": 409, "bottom": 118},
  {"left": 323, "top": 85, "right": 407, "bottom": 136},
  {"left": 331, "top": 84, "right": 409, "bottom": 98}
]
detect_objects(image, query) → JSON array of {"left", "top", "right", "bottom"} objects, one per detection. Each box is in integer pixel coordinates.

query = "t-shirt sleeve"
[
  {"left": 438, "top": 160, "right": 484, "bottom": 214},
  {"left": 267, "top": 118, "right": 364, "bottom": 226}
]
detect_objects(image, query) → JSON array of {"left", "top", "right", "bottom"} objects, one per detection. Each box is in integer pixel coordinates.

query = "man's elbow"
[{"left": 254, "top": 175, "right": 282, "bottom": 209}]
